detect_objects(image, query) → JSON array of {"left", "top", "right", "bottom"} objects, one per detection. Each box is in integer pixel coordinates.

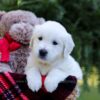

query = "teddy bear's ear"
[{"left": 0, "top": 11, "right": 6, "bottom": 20}]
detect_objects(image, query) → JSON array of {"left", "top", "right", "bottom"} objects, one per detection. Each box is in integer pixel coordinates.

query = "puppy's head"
[{"left": 30, "top": 21, "right": 75, "bottom": 64}]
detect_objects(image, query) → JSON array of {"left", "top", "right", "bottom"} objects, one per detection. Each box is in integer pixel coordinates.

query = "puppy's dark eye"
[
  {"left": 52, "top": 41, "right": 58, "bottom": 45},
  {"left": 38, "top": 36, "right": 43, "bottom": 41}
]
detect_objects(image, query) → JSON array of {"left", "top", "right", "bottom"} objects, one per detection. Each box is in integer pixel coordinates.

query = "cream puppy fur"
[{"left": 25, "top": 21, "right": 82, "bottom": 93}]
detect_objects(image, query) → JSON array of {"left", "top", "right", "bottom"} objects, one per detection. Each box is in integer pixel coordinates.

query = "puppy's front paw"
[
  {"left": 26, "top": 76, "right": 42, "bottom": 92},
  {"left": 44, "top": 77, "right": 59, "bottom": 93}
]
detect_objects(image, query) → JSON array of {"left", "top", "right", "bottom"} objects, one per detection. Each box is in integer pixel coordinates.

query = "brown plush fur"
[{"left": 0, "top": 10, "right": 45, "bottom": 73}]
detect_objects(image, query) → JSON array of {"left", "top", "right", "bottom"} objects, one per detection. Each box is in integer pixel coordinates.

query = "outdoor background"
[{"left": 0, "top": 0, "right": 100, "bottom": 100}]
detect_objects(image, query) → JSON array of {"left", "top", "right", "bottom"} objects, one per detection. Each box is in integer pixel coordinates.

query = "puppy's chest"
[{"left": 39, "top": 66, "right": 52, "bottom": 75}]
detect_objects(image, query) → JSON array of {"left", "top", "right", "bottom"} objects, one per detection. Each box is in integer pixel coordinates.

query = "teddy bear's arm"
[{"left": 9, "top": 42, "right": 21, "bottom": 51}]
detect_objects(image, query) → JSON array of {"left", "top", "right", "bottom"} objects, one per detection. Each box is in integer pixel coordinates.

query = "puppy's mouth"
[
  {"left": 38, "top": 52, "right": 49, "bottom": 63},
  {"left": 38, "top": 55, "right": 47, "bottom": 61},
  {"left": 38, "top": 56, "right": 50, "bottom": 66},
  {"left": 38, "top": 60, "right": 49, "bottom": 66}
]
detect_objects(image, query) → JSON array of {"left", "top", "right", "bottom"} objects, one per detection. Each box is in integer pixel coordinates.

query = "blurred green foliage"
[
  {"left": 0, "top": 0, "right": 100, "bottom": 90},
  {"left": 78, "top": 87, "right": 100, "bottom": 100}
]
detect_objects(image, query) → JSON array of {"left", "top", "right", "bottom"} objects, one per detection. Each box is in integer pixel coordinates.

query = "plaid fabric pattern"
[
  {"left": 0, "top": 72, "right": 77, "bottom": 100},
  {"left": 0, "top": 72, "right": 28, "bottom": 100}
]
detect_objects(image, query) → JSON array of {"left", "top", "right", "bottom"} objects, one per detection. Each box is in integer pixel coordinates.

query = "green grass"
[{"left": 78, "top": 88, "right": 100, "bottom": 100}]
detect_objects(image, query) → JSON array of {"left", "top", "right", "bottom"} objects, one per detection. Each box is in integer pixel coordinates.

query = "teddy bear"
[{"left": 0, "top": 10, "right": 45, "bottom": 73}]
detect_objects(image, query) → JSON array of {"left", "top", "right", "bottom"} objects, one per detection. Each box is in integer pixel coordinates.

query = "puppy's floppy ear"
[{"left": 64, "top": 33, "right": 75, "bottom": 58}]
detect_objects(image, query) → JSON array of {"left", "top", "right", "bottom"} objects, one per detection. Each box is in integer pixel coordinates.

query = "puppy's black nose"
[{"left": 39, "top": 49, "right": 47, "bottom": 58}]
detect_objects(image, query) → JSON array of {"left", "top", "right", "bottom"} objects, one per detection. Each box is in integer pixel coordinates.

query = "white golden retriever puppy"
[{"left": 25, "top": 21, "right": 82, "bottom": 93}]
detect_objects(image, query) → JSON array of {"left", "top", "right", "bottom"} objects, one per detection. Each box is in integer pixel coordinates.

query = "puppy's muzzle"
[{"left": 39, "top": 49, "right": 48, "bottom": 59}]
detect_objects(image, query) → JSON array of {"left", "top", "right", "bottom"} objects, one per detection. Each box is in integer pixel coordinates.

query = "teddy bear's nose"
[{"left": 39, "top": 49, "right": 48, "bottom": 58}]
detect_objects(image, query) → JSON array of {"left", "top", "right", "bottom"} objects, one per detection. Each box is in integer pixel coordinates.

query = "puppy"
[{"left": 25, "top": 21, "right": 82, "bottom": 93}]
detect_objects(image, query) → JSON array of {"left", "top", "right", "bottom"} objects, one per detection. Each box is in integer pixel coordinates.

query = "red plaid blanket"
[
  {"left": 0, "top": 72, "right": 77, "bottom": 100},
  {"left": 0, "top": 72, "right": 28, "bottom": 100}
]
